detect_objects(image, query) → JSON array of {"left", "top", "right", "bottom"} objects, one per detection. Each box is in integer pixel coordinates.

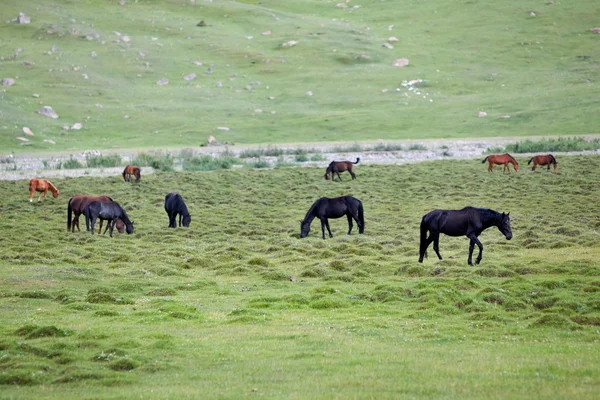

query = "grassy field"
[
  {"left": 1, "top": 156, "right": 599, "bottom": 398},
  {"left": 1, "top": 0, "right": 599, "bottom": 154}
]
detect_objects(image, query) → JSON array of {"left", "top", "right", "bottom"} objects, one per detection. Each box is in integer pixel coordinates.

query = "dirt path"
[{"left": 1, "top": 137, "right": 598, "bottom": 181}]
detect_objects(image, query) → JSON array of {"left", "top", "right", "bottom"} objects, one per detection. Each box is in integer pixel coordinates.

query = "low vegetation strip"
[{"left": 0, "top": 156, "right": 599, "bottom": 397}]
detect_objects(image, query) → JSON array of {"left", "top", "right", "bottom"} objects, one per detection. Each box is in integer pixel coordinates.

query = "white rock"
[
  {"left": 393, "top": 58, "right": 409, "bottom": 67},
  {"left": 388, "top": 37, "right": 398, "bottom": 42},
  {"left": 262, "top": 31, "right": 271, "bottom": 35},
  {"left": 478, "top": 111, "right": 487, "bottom": 118},
  {"left": 2, "top": 78, "right": 16, "bottom": 86},
  {"left": 71, "top": 123, "right": 82, "bottom": 130},
  {"left": 37, "top": 106, "right": 58, "bottom": 119},
  {"left": 382, "top": 43, "right": 393, "bottom": 49},
  {"left": 44, "top": 139, "right": 56, "bottom": 144},
  {"left": 23, "top": 127, "right": 34, "bottom": 136},
  {"left": 306, "top": 91, "right": 313, "bottom": 96},
  {"left": 183, "top": 73, "right": 197, "bottom": 81},
  {"left": 16, "top": 137, "right": 29, "bottom": 142},
  {"left": 217, "top": 127, "right": 230, "bottom": 131},
  {"left": 17, "top": 13, "right": 30, "bottom": 24},
  {"left": 157, "top": 78, "right": 169, "bottom": 85},
  {"left": 282, "top": 40, "right": 298, "bottom": 47}
]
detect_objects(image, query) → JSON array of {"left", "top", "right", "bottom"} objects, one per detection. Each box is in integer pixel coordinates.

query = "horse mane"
[
  {"left": 46, "top": 180, "right": 58, "bottom": 195},
  {"left": 119, "top": 205, "right": 133, "bottom": 225},
  {"left": 506, "top": 153, "right": 518, "bottom": 164},
  {"left": 302, "top": 198, "right": 322, "bottom": 223},
  {"left": 549, "top": 154, "right": 557, "bottom": 164}
]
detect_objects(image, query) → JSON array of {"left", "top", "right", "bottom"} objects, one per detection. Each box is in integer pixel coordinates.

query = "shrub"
[
  {"left": 86, "top": 153, "right": 122, "bottom": 168},
  {"left": 57, "top": 156, "right": 83, "bottom": 169},
  {"left": 132, "top": 152, "right": 174, "bottom": 171},
  {"left": 295, "top": 152, "right": 309, "bottom": 162},
  {"left": 252, "top": 159, "right": 270, "bottom": 169},
  {"left": 505, "top": 137, "right": 600, "bottom": 153},
  {"left": 183, "top": 155, "right": 239, "bottom": 171}
]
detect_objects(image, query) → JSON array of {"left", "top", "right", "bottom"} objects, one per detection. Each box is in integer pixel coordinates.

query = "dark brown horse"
[
  {"left": 324, "top": 158, "right": 360, "bottom": 181},
  {"left": 481, "top": 153, "right": 519, "bottom": 173},
  {"left": 67, "top": 195, "right": 124, "bottom": 234},
  {"left": 528, "top": 154, "right": 557, "bottom": 173},
  {"left": 29, "top": 178, "right": 59, "bottom": 202},
  {"left": 122, "top": 165, "right": 141, "bottom": 182}
]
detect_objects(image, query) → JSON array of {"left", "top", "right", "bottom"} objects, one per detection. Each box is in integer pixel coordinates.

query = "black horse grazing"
[
  {"left": 300, "top": 196, "right": 364, "bottom": 239},
  {"left": 419, "top": 207, "right": 512, "bottom": 265},
  {"left": 164, "top": 192, "right": 191, "bottom": 228},
  {"left": 85, "top": 200, "right": 134, "bottom": 237}
]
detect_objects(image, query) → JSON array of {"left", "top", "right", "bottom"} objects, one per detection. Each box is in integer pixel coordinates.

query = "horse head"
[
  {"left": 499, "top": 212, "right": 512, "bottom": 240},
  {"left": 300, "top": 220, "right": 311, "bottom": 238},
  {"left": 183, "top": 214, "right": 191, "bottom": 227},
  {"left": 324, "top": 173, "right": 330, "bottom": 180},
  {"left": 126, "top": 220, "right": 135, "bottom": 234}
]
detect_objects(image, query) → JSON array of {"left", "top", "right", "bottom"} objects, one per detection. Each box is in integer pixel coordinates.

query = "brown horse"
[
  {"left": 528, "top": 154, "right": 557, "bottom": 173},
  {"left": 324, "top": 158, "right": 360, "bottom": 181},
  {"left": 122, "top": 165, "right": 141, "bottom": 182},
  {"left": 67, "top": 195, "right": 124, "bottom": 233},
  {"left": 481, "top": 153, "right": 519, "bottom": 173},
  {"left": 29, "top": 178, "right": 59, "bottom": 202}
]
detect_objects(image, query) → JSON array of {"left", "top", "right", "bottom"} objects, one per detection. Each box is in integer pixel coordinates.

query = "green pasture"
[
  {"left": 1, "top": 157, "right": 599, "bottom": 398},
  {"left": 1, "top": 0, "right": 599, "bottom": 153}
]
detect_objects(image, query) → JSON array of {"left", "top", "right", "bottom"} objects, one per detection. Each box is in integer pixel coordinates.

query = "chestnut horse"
[
  {"left": 67, "top": 195, "right": 124, "bottom": 234},
  {"left": 324, "top": 158, "right": 360, "bottom": 181},
  {"left": 528, "top": 154, "right": 557, "bottom": 173},
  {"left": 122, "top": 165, "right": 141, "bottom": 182},
  {"left": 29, "top": 178, "right": 59, "bottom": 202},
  {"left": 481, "top": 153, "right": 519, "bottom": 173}
]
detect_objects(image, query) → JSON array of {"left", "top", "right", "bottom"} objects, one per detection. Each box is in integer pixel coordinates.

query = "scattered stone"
[
  {"left": 282, "top": 40, "right": 298, "bottom": 47},
  {"left": 498, "top": 115, "right": 511, "bottom": 119},
  {"left": 478, "top": 111, "right": 487, "bottom": 118},
  {"left": 529, "top": 11, "right": 536, "bottom": 17},
  {"left": 197, "top": 20, "right": 206, "bottom": 27},
  {"left": 122, "top": 36, "right": 131, "bottom": 43},
  {"left": 268, "top": 96, "right": 275, "bottom": 100},
  {"left": 206, "top": 67, "right": 213, "bottom": 74},
  {"left": 262, "top": 30, "right": 271, "bottom": 35},
  {"left": 208, "top": 135, "right": 216, "bottom": 143},
  {"left": 1, "top": 78, "right": 15, "bottom": 86},
  {"left": 119, "top": 0, "right": 126, "bottom": 5},
  {"left": 62, "top": 125, "right": 70, "bottom": 130},
  {"left": 245, "top": 85, "right": 252, "bottom": 90},
  {"left": 91, "top": 51, "right": 97, "bottom": 57},
  {"left": 336, "top": 3, "right": 348, "bottom": 8},
  {"left": 289, "top": 276, "right": 296, "bottom": 282},
  {"left": 157, "top": 78, "right": 169, "bottom": 85},
  {"left": 37, "top": 106, "right": 58, "bottom": 119},
  {"left": 388, "top": 36, "right": 398, "bottom": 42},
  {"left": 22, "top": 61, "right": 33, "bottom": 66},
  {"left": 33, "top": 93, "right": 39, "bottom": 98},
  {"left": 16, "top": 137, "right": 29, "bottom": 142},
  {"left": 43, "top": 139, "right": 56, "bottom": 144},
  {"left": 382, "top": 43, "right": 394, "bottom": 49},
  {"left": 393, "top": 58, "right": 409, "bottom": 67},
  {"left": 114, "top": 31, "right": 121, "bottom": 36},
  {"left": 71, "top": 123, "right": 82, "bottom": 130},
  {"left": 193, "top": 61, "right": 202, "bottom": 66},
  {"left": 96, "top": 104, "right": 103, "bottom": 108},
  {"left": 123, "top": 115, "right": 129, "bottom": 119},
  {"left": 547, "top": 1, "right": 554, "bottom": 4},
  {"left": 82, "top": 73, "right": 89, "bottom": 79},
  {"left": 388, "top": 24, "right": 394, "bottom": 31},
  {"left": 591, "top": 28, "right": 600, "bottom": 34},
  {"left": 352, "top": 5, "right": 361, "bottom": 10},
  {"left": 217, "top": 127, "right": 230, "bottom": 131},
  {"left": 183, "top": 73, "right": 197, "bottom": 81},
  {"left": 255, "top": 109, "right": 263, "bottom": 113},
  {"left": 216, "top": 81, "right": 223, "bottom": 88},
  {"left": 17, "top": 12, "right": 31, "bottom": 24},
  {"left": 23, "top": 127, "right": 34, "bottom": 136},
  {"left": 306, "top": 91, "right": 313, "bottom": 96}
]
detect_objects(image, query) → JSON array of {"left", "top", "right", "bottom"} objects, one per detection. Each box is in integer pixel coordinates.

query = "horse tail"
[
  {"left": 527, "top": 157, "right": 534, "bottom": 165},
  {"left": 481, "top": 156, "right": 489, "bottom": 163},
  {"left": 67, "top": 197, "right": 73, "bottom": 231},
  {"left": 122, "top": 167, "right": 127, "bottom": 181},
  {"left": 357, "top": 200, "right": 364, "bottom": 233},
  {"left": 419, "top": 216, "right": 429, "bottom": 259},
  {"left": 354, "top": 158, "right": 360, "bottom": 164},
  {"left": 136, "top": 168, "right": 141, "bottom": 181}
]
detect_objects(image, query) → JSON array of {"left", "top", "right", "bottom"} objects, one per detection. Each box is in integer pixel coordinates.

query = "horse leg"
[
  {"left": 102, "top": 220, "right": 111, "bottom": 235},
  {"left": 179, "top": 213, "right": 182, "bottom": 227},
  {"left": 346, "top": 214, "right": 353, "bottom": 235},
  {"left": 91, "top": 216, "right": 96, "bottom": 235},
  {"left": 336, "top": 172, "right": 342, "bottom": 181},
  {"left": 467, "top": 234, "right": 484, "bottom": 265},
  {"left": 488, "top": 162, "right": 493, "bottom": 172},
  {"left": 109, "top": 219, "right": 116, "bottom": 237},
  {"left": 168, "top": 213, "right": 176, "bottom": 228},
  {"left": 432, "top": 233, "right": 442, "bottom": 260},
  {"left": 319, "top": 218, "right": 326, "bottom": 240},
  {"left": 532, "top": 162, "right": 536, "bottom": 171},
  {"left": 324, "top": 219, "right": 333, "bottom": 238},
  {"left": 350, "top": 170, "right": 356, "bottom": 180},
  {"left": 29, "top": 188, "right": 34, "bottom": 202}
]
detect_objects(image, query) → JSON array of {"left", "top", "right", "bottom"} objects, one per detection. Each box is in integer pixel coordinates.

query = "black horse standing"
[
  {"left": 85, "top": 200, "right": 134, "bottom": 237},
  {"left": 164, "top": 192, "right": 191, "bottom": 228},
  {"left": 300, "top": 196, "right": 364, "bottom": 239},
  {"left": 418, "top": 207, "right": 512, "bottom": 265}
]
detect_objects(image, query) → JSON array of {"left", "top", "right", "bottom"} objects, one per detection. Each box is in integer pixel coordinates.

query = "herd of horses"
[{"left": 27, "top": 153, "right": 557, "bottom": 264}]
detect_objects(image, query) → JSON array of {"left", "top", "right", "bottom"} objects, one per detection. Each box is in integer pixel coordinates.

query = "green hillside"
[{"left": 1, "top": 0, "right": 599, "bottom": 153}]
